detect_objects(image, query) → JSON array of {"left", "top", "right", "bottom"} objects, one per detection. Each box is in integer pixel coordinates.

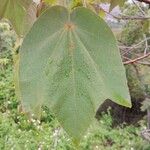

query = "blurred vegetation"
[
  {"left": 119, "top": 3, "right": 149, "bottom": 46},
  {"left": 0, "top": 3, "right": 150, "bottom": 150},
  {"left": 119, "top": 3, "right": 150, "bottom": 100},
  {"left": 0, "top": 20, "right": 17, "bottom": 113},
  {"left": 96, "top": 3, "right": 150, "bottom": 127}
]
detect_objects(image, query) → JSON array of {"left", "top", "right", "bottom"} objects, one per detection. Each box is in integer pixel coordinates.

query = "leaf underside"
[{"left": 19, "top": 6, "right": 131, "bottom": 140}]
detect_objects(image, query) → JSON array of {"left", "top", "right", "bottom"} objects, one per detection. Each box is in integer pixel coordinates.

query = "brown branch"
[
  {"left": 36, "top": 0, "right": 44, "bottom": 17},
  {"left": 123, "top": 52, "right": 150, "bottom": 65},
  {"left": 92, "top": 3, "right": 150, "bottom": 20},
  {"left": 106, "top": 12, "right": 150, "bottom": 20},
  {"left": 136, "top": 0, "right": 150, "bottom": 4},
  {"left": 119, "top": 37, "right": 150, "bottom": 55},
  {"left": 144, "top": 34, "right": 148, "bottom": 55},
  {"left": 137, "top": 61, "right": 150, "bottom": 66},
  {"left": 121, "top": 37, "right": 150, "bottom": 64},
  {"left": 116, "top": 15, "right": 150, "bottom": 20},
  {"left": 132, "top": 0, "right": 146, "bottom": 15}
]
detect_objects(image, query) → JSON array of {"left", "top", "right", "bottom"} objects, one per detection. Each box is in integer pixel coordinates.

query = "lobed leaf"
[{"left": 19, "top": 6, "right": 131, "bottom": 141}]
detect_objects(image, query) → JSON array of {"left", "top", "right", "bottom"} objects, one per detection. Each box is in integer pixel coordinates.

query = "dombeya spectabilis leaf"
[{"left": 19, "top": 6, "right": 131, "bottom": 141}]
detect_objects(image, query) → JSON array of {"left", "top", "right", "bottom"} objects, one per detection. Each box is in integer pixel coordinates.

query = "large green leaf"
[
  {"left": 19, "top": 6, "right": 131, "bottom": 140},
  {"left": 0, "top": 0, "right": 36, "bottom": 36}
]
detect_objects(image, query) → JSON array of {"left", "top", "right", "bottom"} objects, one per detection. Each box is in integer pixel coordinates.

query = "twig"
[
  {"left": 124, "top": 52, "right": 150, "bottom": 64},
  {"left": 120, "top": 37, "right": 150, "bottom": 64},
  {"left": 136, "top": 0, "right": 150, "bottom": 5},
  {"left": 120, "top": 46, "right": 141, "bottom": 55},
  {"left": 144, "top": 34, "right": 148, "bottom": 55},
  {"left": 119, "top": 37, "right": 150, "bottom": 55},
  {"left": 122, "top": 49, "right": 142, "bottom": 58},
  {"left": 122, "top": 56, "right": 132, "bottom": 60},
  {"left": 36, "top": 0, "right": 43, "bottom": 17},
  {"left": 91, "top": 3, "right": 150, "bottom": 20},
  {"left": 132, "top": 0, "right": 146, "bottom": 15},
  {"left": 137, "top": 61, "right": 150, "bottom": 65},
  {"left": 111, "top": 14, "right": 150, "bottom": 20}
]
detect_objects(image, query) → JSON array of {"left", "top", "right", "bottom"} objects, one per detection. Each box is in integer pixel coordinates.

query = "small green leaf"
[
  {"left": 19, "top": 6, "right": 131, "bottom": 141},
  {"left": 0, "top": 0, "right": 36, "bottom": 36},
  {"left": 99, "top": 8, "right": 106, "bottom": 18}
]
